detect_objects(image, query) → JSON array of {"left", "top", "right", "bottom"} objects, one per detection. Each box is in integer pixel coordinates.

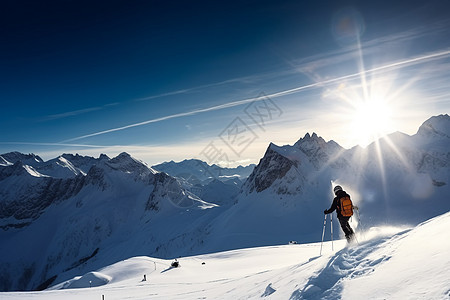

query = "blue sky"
[{"left": 1, "top": 0, "right": 450, "bottom": 166}]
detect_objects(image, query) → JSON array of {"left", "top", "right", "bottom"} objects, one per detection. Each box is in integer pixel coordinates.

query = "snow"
[
  {"left": 1, "top": 114, "right": 448, "bottom": 293},
  {"left": 2, "top": 211, "right": 449, "bottom": 299},
  {"left": 152, "top": 159, "right": 255, "bottom": 184},
  {"left": 342, "top": 213, "right": 450, "bottom": 299},
  {"left": 0, "top": 156, "right": 13, "bottom": 166},
  {"left": 55, "top": 272, "right": 112, "bottom": 289},
  {"left": 416, "top": 114, "right": 450, "bottom": 138},
  {"left": 22, "top": 165, "right": 48, "bottom": 177}
]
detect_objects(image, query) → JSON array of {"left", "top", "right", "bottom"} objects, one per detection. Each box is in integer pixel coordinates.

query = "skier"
[{"left": 324, "top": 185, "right": 355, "bottom": 243}]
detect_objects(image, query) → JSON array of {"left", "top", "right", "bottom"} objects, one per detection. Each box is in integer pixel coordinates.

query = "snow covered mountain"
[
  {"left": 0, "top": 114, "right": 449, "bottom": 292},
  {"left": 198, "top": 114, "right": 449, "bottom": 251},
  {"left": 152, "top": 159, "right": 253, "bottom": 206},
  {"left": 152, "top": 159, "right": 255, "bottom": 184},
  {"left": 2, "top": 211, "right": 450, "bottom": 299},
  {"left": 0, "top": 152, "right": 219, "bottom": 291},
  {"left": 0, "top": 152, "right": 111, "bottom": 179}
]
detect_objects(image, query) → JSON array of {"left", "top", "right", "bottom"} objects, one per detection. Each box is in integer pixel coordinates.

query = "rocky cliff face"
[
  {"left": 242, "top": 133, "right": 347, "bottom": 195},
  {"left": 0, "top": 177, "right": 85, "bottom": 230},
  {"left": 243, "top": 144, "right": 296, "bottom": 194}
]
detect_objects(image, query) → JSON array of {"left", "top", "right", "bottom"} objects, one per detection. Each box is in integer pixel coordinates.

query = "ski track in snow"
[
  {"left": 1, "top": 214, "right": 449, "bottom": 300},
  {"left": 289, "top": 232, "right": 406, "bottom": 300}
]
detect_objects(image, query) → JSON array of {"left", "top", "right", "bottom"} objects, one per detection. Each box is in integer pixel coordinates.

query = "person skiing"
[{"left": 324, "top": 185, "right": 355, "bottom": 243}]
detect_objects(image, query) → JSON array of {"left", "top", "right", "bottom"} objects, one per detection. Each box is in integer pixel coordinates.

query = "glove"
[{"left": 324, "top": 210, "right": 328, "bottom": 214}]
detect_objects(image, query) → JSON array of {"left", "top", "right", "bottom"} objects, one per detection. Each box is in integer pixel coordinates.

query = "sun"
[{"left": 350, "top": 96, "right": 394, "bottom": 147}]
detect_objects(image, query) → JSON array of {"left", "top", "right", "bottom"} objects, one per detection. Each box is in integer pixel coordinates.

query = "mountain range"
[
  {"left": 152, "top": 159, "right": 255, "bottom": 185},
  {"left": 0, "top": 114, "right": 448, "bottom": 292}
]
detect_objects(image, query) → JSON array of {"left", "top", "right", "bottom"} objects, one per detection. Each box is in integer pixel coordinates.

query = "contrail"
[
  {"left": 0, "top": 142, "right": 111, "bottom": 148},
  {"left": 63, "top": 49, "right": 450, "bottom": 143},
  {"left": 134, "top": 76, "right": 253, "bottom": 102},
  {"left": 268, "top": 49, "right": 450, "bottom": 98},
  {"left": 62, "top": 98, "right": 260, "bottom": 142}
]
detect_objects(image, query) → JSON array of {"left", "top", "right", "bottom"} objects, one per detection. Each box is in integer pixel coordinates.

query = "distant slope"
[
  {"left": 2, "top": 211, "right": 449, "bottom": 299},
  {"left": 152, "top": 158, "right": 255, "bottom": 184}
]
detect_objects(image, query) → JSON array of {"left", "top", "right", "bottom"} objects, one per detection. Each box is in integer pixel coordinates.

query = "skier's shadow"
[
  {"left": 308, "top": 256, "right": 320, "bottom": 262},
  {"left": 161, "top": 266, "right": 174, "bottom": 273},
  {"left": 161, "top": 262, "right": 180, "bottom": 273}
]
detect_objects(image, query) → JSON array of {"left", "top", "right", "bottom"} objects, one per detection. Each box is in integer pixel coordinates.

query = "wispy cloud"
[
  {"left": 62, "top": 96, "right": 262, "bottom": 142},
  {"left": 41, "top": 102, "right": 120, "bottom": 121},
  {"left": 0, "top": 141, "right": 110, "bottom": 148},
  {"left": 62, "top": 49, "right": 450, "bottom": 143},
  {"left": 134, "top": 75, "right": 262, "bottom": 102},
  {"left": 42, "top": 106, "right": 103, "bottom": 121},
  {"left": 43, "top": 27, "right": 429, "bottom": 123},
  {"left": 38, "top": 74, "right": 268, "bottom": 123},
  {"left": 292, "top": 20, "right": 450, "bottom": 82}
]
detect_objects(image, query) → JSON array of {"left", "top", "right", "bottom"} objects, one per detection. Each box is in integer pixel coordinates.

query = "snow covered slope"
[
  {"left": 1, "top": 114, "right": 449, "bottom": 292},
  {"left": 2, "top": 211, "right": 449, "bottom": 299}
]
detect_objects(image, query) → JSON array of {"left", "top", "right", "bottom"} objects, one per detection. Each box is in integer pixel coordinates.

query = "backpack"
[{"left": 339, "top": 195, "right": 353, "bottom": 217}]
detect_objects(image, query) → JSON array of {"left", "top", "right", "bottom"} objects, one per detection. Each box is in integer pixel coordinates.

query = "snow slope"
[
  {"left": 1, "top": 114, "right": 449, "bottom": 292},
  {"left": 2, "top": 211, "right": 449, "bottom": 299}
]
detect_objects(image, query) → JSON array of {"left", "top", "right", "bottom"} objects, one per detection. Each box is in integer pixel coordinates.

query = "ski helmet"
[{"left": 333, "top": 185, "right": 343, "bottom": 195}]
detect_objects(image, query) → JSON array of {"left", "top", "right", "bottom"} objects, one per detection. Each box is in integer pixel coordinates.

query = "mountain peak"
[
  {"left": 0, "top": 152, "right": 44, "bottom": 165},
  {"left": 108, "top": 152, "right": 133, "bottom": 165},
  {"left": 116, "top": 152, "right": 131, "bottom": 159},
  {"left": 293, "top": 132, "right": 341, "bottom": 154},
  {"left": 294, "top": 132, "right": 325, "bottom": 146},
  {"left": 416, "top": 114, "right": 450, "bottom": 139},
  {"left": 106, "top": 152, "right": 154, "bottom": 175},
  {"left": 99, "top": 154, "right": 110, "bottom": 160}
]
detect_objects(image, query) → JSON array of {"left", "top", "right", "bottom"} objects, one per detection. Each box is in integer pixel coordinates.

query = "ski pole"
[
  {"left": 331, "top": 212, "right": 334, "bottom": 251},
  {"left": 356, "top": 207, "right": 362, "bottom": 228},
  {"left": 351, "top": 215, "right": 360, "bottom": 245},
  {"left": 320, "top": 214, "right": 327, "bottom": 256},
  {"left": 355, "top": 206, "right": 365, "bottom": 239}
]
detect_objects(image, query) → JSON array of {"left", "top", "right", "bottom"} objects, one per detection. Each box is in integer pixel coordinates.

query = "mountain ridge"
[{"left": 0, "top": 114, "right": 449, "bottom": 292}]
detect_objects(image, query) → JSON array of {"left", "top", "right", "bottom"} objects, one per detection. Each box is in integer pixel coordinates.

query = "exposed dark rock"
[{"left": 244, "top": 144, "right": 295, "bottom": 193}]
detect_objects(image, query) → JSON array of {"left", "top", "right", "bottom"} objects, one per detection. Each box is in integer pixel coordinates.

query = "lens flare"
[{"left": 351, "top": 97, "right": 393, "bottom": 147}]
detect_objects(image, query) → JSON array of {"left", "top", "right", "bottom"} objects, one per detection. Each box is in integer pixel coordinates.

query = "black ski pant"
[{"left": 338, "top": 216, "right": 354, "bottom": 242}]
